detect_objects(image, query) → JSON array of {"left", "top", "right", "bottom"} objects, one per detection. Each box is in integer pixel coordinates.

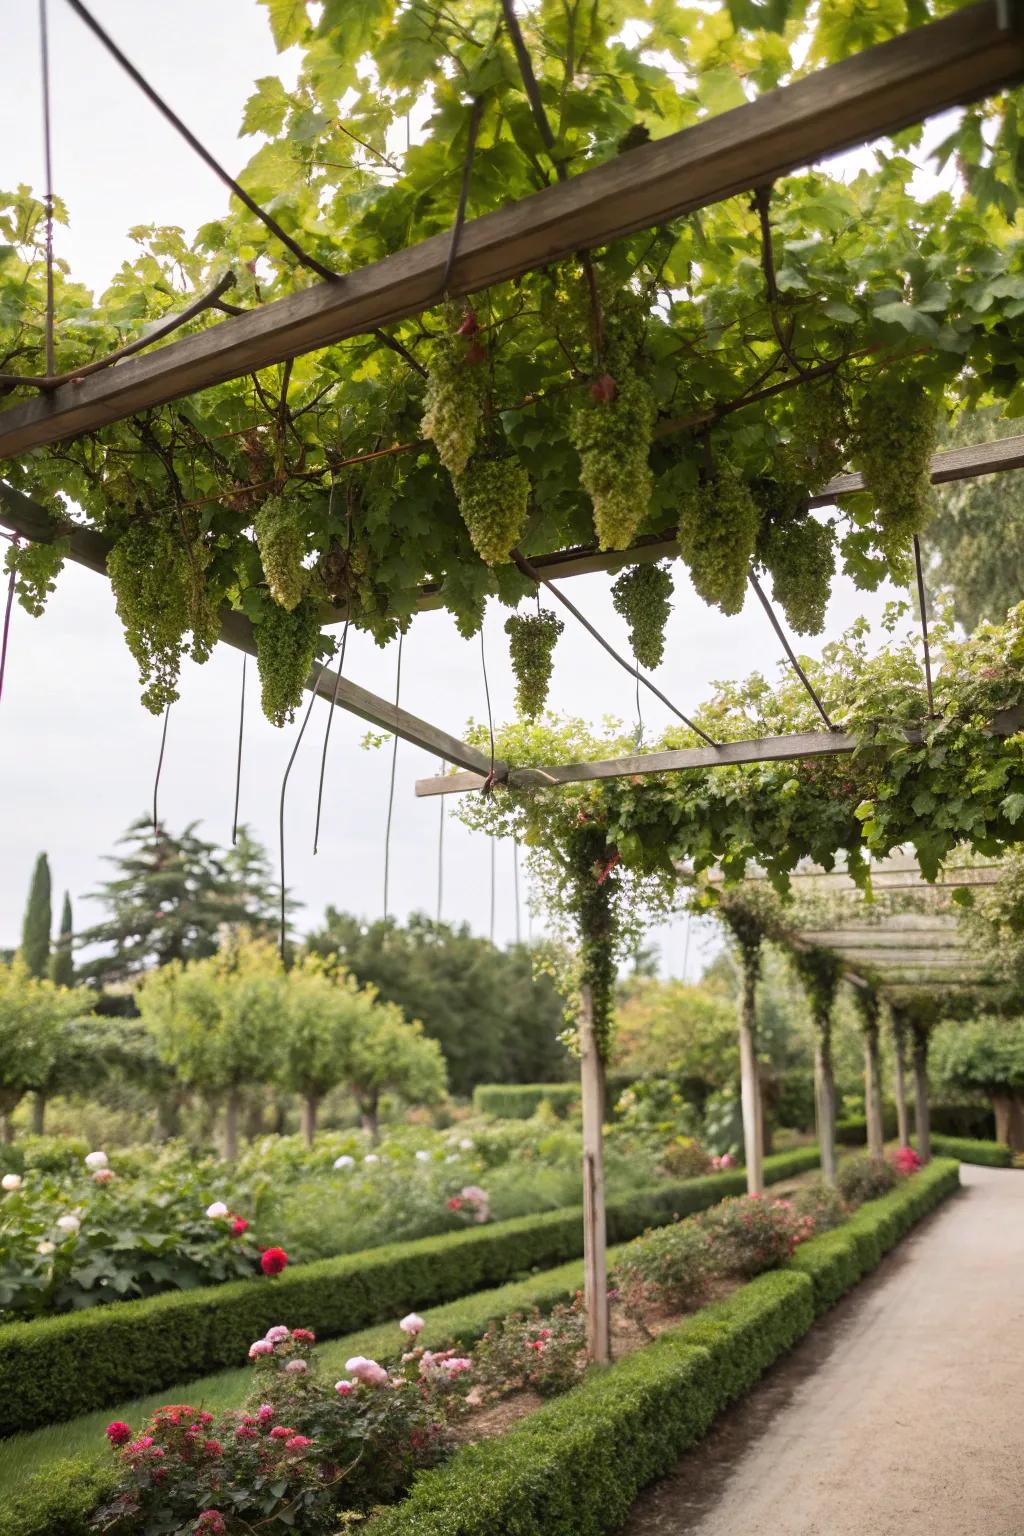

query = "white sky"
[{"left": 0, "top": 1, "right": 948, "bottom": 974}]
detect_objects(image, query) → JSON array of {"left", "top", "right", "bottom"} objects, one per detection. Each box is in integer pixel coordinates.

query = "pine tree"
[
  {"left": 49, "top": 891, "right": 74, "bottom": 988},
  {"left": 20, "top": 853, "right": 51, "bottom": 979}
]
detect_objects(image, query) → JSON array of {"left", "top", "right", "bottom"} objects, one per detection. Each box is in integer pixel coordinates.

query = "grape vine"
[
  {"left": 783, "top": 378, "right": 850, "bottom": 488},
  {"left": 253, "top": 595, "right": 323, "bottom": 727},
  {"left": 611, "top": 562, "right": 674, "bottom": 669},
  {"left": 758, "top": 513, "right": 836, "bottom": 635},
  {"left": 677, "top": 463, "right": 762, "bottom": 615},
  {"left": 255, "top": 494, "right": 307, "bottom": 611},
  {"left": 420, "top": 314, "right": 487, "bottom": 480},
  {"left": 852, "top": 378, "right": 939, "bottom": 556},
  {"left": 455, "top": 457, "right": 529, "bottom": 565},
  {"left": 505, "top": 608, "right": 564, "bottom": 717},
  {"left": 4, "top": 538, "right": 67, "bottom": 617}
]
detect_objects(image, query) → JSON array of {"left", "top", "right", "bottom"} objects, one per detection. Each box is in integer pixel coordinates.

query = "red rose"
[
  {"left": 230, "top": 1217, "right": 249, "bottom": 1236},
  {"left": 446, "top": 1197, "right": 463, "bottom": 1211},
  {"left": 260, "top": 1246, "right": 288, "bottom": 1276},
  {"left": 291, "top": 1328, "right": 315, "bottom": 1344},
  {"left": 106, "top": 1421, "right": 132, "bottom": 1446}
]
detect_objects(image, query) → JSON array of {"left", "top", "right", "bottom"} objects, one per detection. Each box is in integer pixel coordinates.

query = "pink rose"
[
  {"left": 269, "top": 1426, "right": 296, "bottom": 1440},
  {"left": 264, "top": 1325, "right": 290, "bottom": 1343},
  {"left": 284, "top": 1434, "right": 313, "bottom": 1452},
  {"left": 441, "top": 1356, "right": 472, "bottom": 1378},
  {"left": 284, "top": 1359, "right": 307, "bottom": 1374},
  {"left": 93, "top": 1168, "right": 115, "bottom": 1185},
  {"left": 345, "top": 1355, "right": 388, "bottom": 1387},
  {"left": 248, "top": 1339, "right": 273, "bottom": 1358},
  {"left": 399, "top": 1313, "right": 425, "bottom": 1336},
  {"left": 257, "top": 1404, "right": 274, "bottom": 1424},
  {"left": 335, "top": 1379, "right": 355, "bottom": 1395}
]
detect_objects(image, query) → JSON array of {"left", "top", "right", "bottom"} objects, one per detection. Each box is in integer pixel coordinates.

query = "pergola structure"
[{"left": 2, "top": 0, "right": 1024, "bottom": 1363}]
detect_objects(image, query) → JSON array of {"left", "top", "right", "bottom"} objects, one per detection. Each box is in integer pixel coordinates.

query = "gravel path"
[{"left": 623, "top": 1164, "right": 1024, "bottom": 1536}]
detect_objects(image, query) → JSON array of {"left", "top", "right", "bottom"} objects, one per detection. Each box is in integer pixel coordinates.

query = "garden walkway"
[{"left": 624, "top": 1164, "right": 1024, "bottom": 1536}]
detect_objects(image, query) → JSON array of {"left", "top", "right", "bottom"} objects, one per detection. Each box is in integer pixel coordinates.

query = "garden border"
[{"left": 0, "top": 1149, "right": 819, "bottom": 1436}]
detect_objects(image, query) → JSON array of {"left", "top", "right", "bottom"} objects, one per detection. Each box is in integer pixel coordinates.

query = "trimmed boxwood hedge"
[
  {"left": 0, "top": 1157, "right": 955, "bottom": 1536},
  {"left": 917, "top": 1133, "right": 1012, "bottom": 1167},
  {"left": 472, "top": 1083, "right": 581, "bottom": 1118},
  {"left": 0, "top": 1147, "right": 821, "bottom": 1438}
]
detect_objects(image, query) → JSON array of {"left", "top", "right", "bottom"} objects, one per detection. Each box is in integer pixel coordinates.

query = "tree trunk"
[
  {"left": 301, "top": 1095, "right": 319, "bottom": 1148},
  {"left": 579, "top": 982, "right": 609, "bottom": 1364},
  {"left": 892, "top": 1020, "right": 910, "bottom": 1149},
  {"left": 360, "top": 1093, "right": 380, "bottom": 1142},
  {"left": 31, "top": 1093, "right": 46, "bottom": 1137},
  {"left": 0, "top": 1114, "right": 12, "bottom": 1145},
  {"left": 912, "top": 1025, "right": 931, "bottom": 1164},
  {"left": 992, "top": 1092, "right": 1024, "bottom": 1153},
  {"left": 739, "top": 966, "right": 764, "bottom": 1195},
  {"left": 815, "top": 1018, "right": 837, "bottom": 1182},
  {"left": 223, "top": 1089, "right": 240, "bottom": 1161},
  {"left": 864, "top": 1025, "right": 884, "bottom": 1161}
]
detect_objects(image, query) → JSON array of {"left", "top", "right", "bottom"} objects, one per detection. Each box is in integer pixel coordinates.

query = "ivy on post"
[
  {"left": 853, "top": 985, "right": 885, "bottom": 1161},
  {"left": 790, "top": 947, "right": 844, "bottom": 1182},
  {"left": 890, "top": 1006, "right": 912, "bottom": 1150},
  {"left": 713, "top": 890, "right": 778, "bottom": 1196}
]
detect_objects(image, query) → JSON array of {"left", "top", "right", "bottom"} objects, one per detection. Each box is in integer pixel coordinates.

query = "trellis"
[{"left": 2, "top": 0, "right": 1024, "bottom": 1366}]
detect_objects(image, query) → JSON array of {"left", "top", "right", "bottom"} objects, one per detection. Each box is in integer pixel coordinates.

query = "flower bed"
[
  {"left": 0, "top": 1159, "right": 958, "bottom": 1536},
  {"left": 0, "top": 1149, "right": 821, "bottom": 1437}
]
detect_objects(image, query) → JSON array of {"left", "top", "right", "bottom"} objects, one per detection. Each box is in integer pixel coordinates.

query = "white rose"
[
  {"left": 36, "top": 1240, "right": 55, "bottom": 1255},
  {"left": 56, "top": 1214, "right": 80, "bottom": 1235},
  {"left": 415, "top": 1150, "right": 431, "bottom": 1163},
  {"left": 333, "top": 1155, "right": 355, "bottom": 1170},
  {"left": 363, "top": 1154, "right": 380, "bottom": 1166},
  {"left": 84, "top": 1151, "right": 108, "bottom": 1171},
  {"left": 1, "top": 1173, "right": 22, "bottom": 1192},
  {"left": 205, "top": 1201, "right": 230, "bottom": 1219},
  {"left": 458, "top": 1138, "right": 474, "bottom": 1151}
]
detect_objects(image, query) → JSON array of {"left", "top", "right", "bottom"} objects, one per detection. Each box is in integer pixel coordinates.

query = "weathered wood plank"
[{"left": 0, "top": 3, "right": 1020, "bottom": 456}]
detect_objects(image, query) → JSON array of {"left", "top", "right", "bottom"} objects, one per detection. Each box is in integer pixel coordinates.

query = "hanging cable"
[
  {"left": 513, "top": 840, "right": 522, "bottom": 945},
  {"left": 913, "top": 534, "right": 936, "bottom": 718},
  {"left": 436, "top": 757, "right": 446, "bottom": 925},
  {"left": 635, "top": 659, "right": 644, "bottom": 749},
  {"left": 279, "top": 663, "right": 330, "bottom": 958},
  {"left": 152, "top": 703, "right": 170, "bottom": 832},
  {"left": 63, "top": 0, "right": 340, "bottom": 284},
  {"left": 511, "top": 548, "right": 718, "bottom": 746},
  {"left": 382, "top": 632, "right": 404, "bottom": 920},
  {"left": 479, "top": 624, "right": 499, "bottom": 789},
  {"left": 313, "top": 621, "right": 350, "bottom": 854},
  {"left": 747, "top": 568, "right": 834, "bottom": 729},
  {"left": 489, "top": 836, "right": 496, "bottom": 944},
  {"left": 39, "top": 0, "right": 56, "bottom": 377},
  {"left": 0, "top": 554, "right": 17, "bottom": 707},
  {"left": 232, "top": 653, "right": 246, "bottom": 844}
]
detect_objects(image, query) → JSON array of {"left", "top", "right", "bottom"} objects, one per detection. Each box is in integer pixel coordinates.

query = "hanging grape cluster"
[
  {"left": 4, "top": 539, "right": 66, "bottom": 617},
  {"left": 505, "top": 608, "right": 563, "bottom": 717},
  {"left": 784, "top": 379, "right": 849, "bottom": 488},
  {"left": 253, "top": 595, "right": 322, "bottom": 727},
  {"left": 255, "top": 494, "right": 306, "bottom": 611},
  {"left": 611, "top": 562, "right": 674, "bottom": 669},
  {"left": 569, "top": 292, "right": 656, "bottom": 552},
  {"left": 420, "top": 315, "right": 487, "bottom": 479},
  {"left": 758, "top": 514, "right": 836, "bottom": 635},
  {"left": 677, "top": 463, "right": 761, "bottom": 615},
  {"left": 107, "top": 518, "right": 218, "bottom": 714},
  {"left": 852, "top": 378, "right": 938, "bottom": 556},
  {"left": 455, "top": 457, "right": 529, "bottom": 565}
]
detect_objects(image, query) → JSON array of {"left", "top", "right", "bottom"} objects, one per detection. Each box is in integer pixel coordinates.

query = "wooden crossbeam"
[
  {"left": 0, "top": 483, "right": 497, "bottom": 776},
  {"left": 0, "top": 2, "right": 1021, "bottom": 458}
]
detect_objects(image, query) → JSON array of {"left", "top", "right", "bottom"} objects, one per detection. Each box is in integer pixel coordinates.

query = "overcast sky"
[{"left": 0, "top": 1, "right": 946, "bottom": 974}]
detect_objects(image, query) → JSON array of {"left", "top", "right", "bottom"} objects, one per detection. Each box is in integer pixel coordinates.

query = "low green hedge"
[
  {"left": 472, "top": 1084, "right": 580, "bottom": 1118},
  {"left": 0, "top": 1147, "right": 820, "bottom": 1438},
  {"left": 366, "top": 1161, "right": 959, "bottom": 1536},
  {"left": 917, "top": 1133, "right": 1012, "bottom": 1168}
]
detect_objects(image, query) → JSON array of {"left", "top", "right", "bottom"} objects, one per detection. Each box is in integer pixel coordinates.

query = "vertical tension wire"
[
  {"left": 0, "top": 556, "right": 17, "bottom": 707},
  {"left": 279, "top": 664, "right": 330, "bottom": 958},
  {"left": 313, "top": 621, "right": 350, "bottom": 854},
  {"left": 913, "top": 534, "right": 936, "bottom": 718},
  {"left": 480, "top": 624, "right": 497, "bottom": 784},
  {"left": 436, "top": 757, "right": 446, "bottom": 925},
  {"left": 513, "top": 840, "right": 522, "bottom": 946},
  {"left": 39, "top": 0, "right": 56, "bottom": 377},
  {"left": 152, "top": 704, "right": 170, "bottom": 832},
  {"left": 382, "top": 632, "right": 404, "bottom": 920},
  {"left": 232, "top": 653, "right": 246, "bottom": 844},
  {"left": 489, "top": 837, "right": 496, "bottom": 945}
]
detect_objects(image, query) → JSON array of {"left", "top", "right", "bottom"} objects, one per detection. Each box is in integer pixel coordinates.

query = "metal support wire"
[
  {"left": 279, "top": 663, "right": 330, "bottom": 958},
  {"left": 313, "top": 620, "right": 350, "bottom": 854},
  {"left": 489, "top": 837, "right": 496, "bottom": 944},
  {"left": 382, "top": 633, "right": 404, "bottom": 919},
  {"left": 0, "top": 556, "right": 17, "bottom": 707},
  {"left": 39, "top": 0, "right": 56, "bottom": 377},
  {"left": 152, "top": 704, "right": 170, "bottom": 832},
  {"left": 436, "top": 757, "right": 446, "bottom": 924},
  {"left": 513, "top": 840, "right": 522, "bottom": 945},
  {"left": 512, "top": 548, "right": 718, "bottom": 746},
  {"left": 232, "top": 653, "right": 246, "bottom": 844},
  {"left": 913, "top": 534, "right": 937, "bottom": 718},
  {"left": 747, "top": 568, "right": 834, "bottom": 729}
]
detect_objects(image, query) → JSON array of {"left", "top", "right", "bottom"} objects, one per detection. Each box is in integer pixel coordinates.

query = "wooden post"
[
  {"left": 912, "top": 1024, "right": 932, "bottom": 1163},
  {"left": 892, "top": 1014, "right": 910, "bottom": 1149},
  {"left": 739, "top": 965, "right": 764, "bottom": 1195},
  {"left": 815, "top": 1019, "right": 838, "bottom": 1182},
  {"left": 223, "top": 1089, "right": 240, "bottom": 1161},
  {"left": 864, "top": 1024, "right": 885, "bottom": 1161},
  {"left": 579, "top": 983, "right": 610, "bottom": 1364}
]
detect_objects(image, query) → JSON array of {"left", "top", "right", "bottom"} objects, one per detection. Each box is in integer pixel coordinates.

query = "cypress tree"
[
  {"left": 50, "top": 891, "right": 74, "bottom": 988},
  {"left": 20, "top": 853, "right": 52, "bottom": 979}
]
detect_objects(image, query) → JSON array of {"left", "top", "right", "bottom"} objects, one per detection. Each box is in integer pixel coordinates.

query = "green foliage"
[
  {"left": 3, "top": 539, "right": 66, "bottom": 618},
  {"left": 851, "top": 376, "right": 938, "bottom": 558},
  {"left": 19, "top": 854, "right": 51, "bottom": 981},
  {"left": 473, "top": 1296, "right": 587, "bottom": 1398},
  {"left": 48, "top": 893, "right": 73, "bottom": 989},
  {"left": 612, "top": 1218, "right": 712, "bottom": 1317},
  {"left": 0, "top": 962, "right": 88, "bottom": 1125},
  {"left": 677, "top": 464, "right": 761, "bottom": 615},
  {"left": 421, "top": 322, "right": 486, "bottom": 480},
  {"left": 919, "top": 1132, "right": 1012, "bottom": 1167},
  {"left": 570, "top": 367, "right": 656, "bottom": 552},
  {"left": 252, "top": 594, "right": 323, "bottom": 726},
  {"left": 455, "top": 457, "right": 529, "bottom": 566},
  {"left": 472, "top": 1085, "right": 578, "bottom": 1119},
  {"left": 835, "top": 1152, "right": 898, "bottom": 1204},
  {"left": 505, "top": 609, "right": 563, "bottom": 717},
  {"left": 930, "top": 1015, "right": 1024, "bottom": 1095},
  {"left": 611, "top": 563, "right": 674, "bottom": 670},
  {"left": 758, "top": 511, "right": 835, "bottom": 635},
  {"left": 254, "top": 493, "right": 307, "bottom": 610}
]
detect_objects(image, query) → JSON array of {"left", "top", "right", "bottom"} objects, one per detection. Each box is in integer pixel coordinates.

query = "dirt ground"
[{"left": 622, "top": 1164, "right": 1024, "bottom": 1536}]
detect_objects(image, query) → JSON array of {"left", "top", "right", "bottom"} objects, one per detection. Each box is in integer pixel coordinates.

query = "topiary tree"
[
  {"left": 0, "top": 960, "right": 90, "bottom": 1141},
  {"left": 49, "top": 891, "right": 74, "bottom": 989},
  {"left": 931, "top": 1015, "right": 1024, "bottom": 1153},
  {"left": 346, "top": 996, "right": 448, "bottom": 1141},
  {"left": 137, "top": 935, "right": 283, "bottom": 1158},
  {"left": 20, "top": 852, "right": 51, "bottom": 979}
]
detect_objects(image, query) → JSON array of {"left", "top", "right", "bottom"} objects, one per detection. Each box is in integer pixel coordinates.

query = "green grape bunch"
[
  {"left": 505, "top": 608, "right": 564, "bottom": 717},
  {"left": 255, "top": 494, "right": 307, "bottom": 611},
  {"left": 852, "top": 378, "right": 938, "bottom": 557},
  {"left": 677, "top": 463, "right": 761, "bottom": 615},
  {"left": 455, "top": 456, "right": 529, "bottom": 565},
  {"left": 570, "top": 367, "right": 656, "bottom": 551},
  {"left": 253, "top": 595, "right": 323, "bottom": 727},
  {"left": 4, "top": 538, "right": 66, "bottom": 617},
  {"left": 784, "top": 378, "right": 850, "bottom": 489},
  {"left": 420, "top": 314, "right": 487, "bottom": 480},
  {"left": 611, "top": 562, "right": 674, "bottom": 669},
  {"left": 758, "top": 513, "right": 836, "bottom": 635},
  {"left": 107, "top": 518, "right": 217, "bottom": 715}
]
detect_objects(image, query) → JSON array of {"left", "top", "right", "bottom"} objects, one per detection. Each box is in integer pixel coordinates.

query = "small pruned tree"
[
  {"left": 345, "top": 995, "right": 448, "bottom": 1141},
  {"left": 137, "top": 935, "right": 282, "bottom": 1158},
  {"left": 790, "top": 946, "right": 844, "bottom": 1182},
  {"left": 932, "top": 1014, "right": 1024, "bottom": 1153},
  {"left": 852, "top": 984, "right": 885, "bottom": 1161},
  {"left": 0, "top": 960, "right": 91, "bottom": 1141}
]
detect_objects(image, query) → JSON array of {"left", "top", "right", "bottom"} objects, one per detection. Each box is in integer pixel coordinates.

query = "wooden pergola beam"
[
  {"left": 0, "top": 482, "right": 497, "bottom": 777},
  {"left": 0, "top": 3, "right": 1021, "bottom": 458}
]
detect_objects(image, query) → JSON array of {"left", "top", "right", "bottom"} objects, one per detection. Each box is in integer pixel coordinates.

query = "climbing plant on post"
[
  {"left": 790, "top": 946, "right": 844, "bottom": 1181},
  {"left": 853, "top": 984, "right": 886, "bottom": 1161},
  {"left": 889, "top": 1005, "right": 911, "bottom": 1149}
]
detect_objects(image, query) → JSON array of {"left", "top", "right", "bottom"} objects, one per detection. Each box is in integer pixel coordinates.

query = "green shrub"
[
  {"left": 471, "top": 1085, "right": 579, "bottom": 1119},
  {"left": 791, "top": 1177, "right": 847, "bottom": 1233},
  {"left": 836, "top": 1153, "right": 898, "bottom": 1204},
  {"left": 919, "top": 1133, "right": 1012, "bottom": 1167},
  {"left": 0, "top": 1148, "right": 821, "bottom": 1436}
]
